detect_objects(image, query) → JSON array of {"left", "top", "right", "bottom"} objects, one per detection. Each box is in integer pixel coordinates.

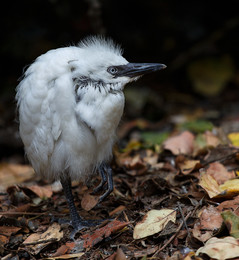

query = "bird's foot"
[
  {"left": 52, "top": 215, "right": 104, "bottom": 239},
  {"left": 91, "top": 164, "right": 108, "bottom": 195},
  {"left": 69, "top": 217, "right": 104, "bottom": 239},
  {"left": 91, "top": 181, "right": 107, "bottom": 195},
  {"left": 98, "top": 189, "right": 113, "bottom": 203},
  {"left": 91, "top": 163, "right": 114, "bottom": 203}
]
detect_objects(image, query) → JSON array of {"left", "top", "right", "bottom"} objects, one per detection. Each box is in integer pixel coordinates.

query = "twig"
[
  {"left": 177, "top": 202, "right": 190, "bottom": 236},
  {"left": 152, "top": 201, "right": 201, "bottom": 256},
  {"left": 202, "top": 150, "right": 239, "bottom": 167},
  {"left": 0, "top": 211, "right": 65, "bottom": 216},
  {"left": 152, "top": 211, "right": 192, "bottom": 256}
]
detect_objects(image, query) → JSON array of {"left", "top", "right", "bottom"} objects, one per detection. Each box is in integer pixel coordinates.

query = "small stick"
[
  {"left": 0, "top": 211, "right": 65, "bottom": 216},
  {"left": 153, "top": 202, "right": 201, "bottom": 256},
  {"left": 177, "top": 202, "right": 190, "bottom": 236},
  {"left": 152, "top": 211, "right": 192, "bottom": 256}
]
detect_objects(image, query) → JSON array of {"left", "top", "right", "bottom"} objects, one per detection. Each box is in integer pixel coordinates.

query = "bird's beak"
[{"left": 115, "top": 63, "right": 167, "bottom": 78}]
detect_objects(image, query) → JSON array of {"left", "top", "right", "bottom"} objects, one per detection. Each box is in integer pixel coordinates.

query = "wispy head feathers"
[{"left": 78, "top": 35, "right": 123, "bottom": 56}]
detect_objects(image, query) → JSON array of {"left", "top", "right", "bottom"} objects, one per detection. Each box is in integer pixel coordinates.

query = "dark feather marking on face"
[{"left": 73, "top": 76, "right": 120, "bottom": 102}]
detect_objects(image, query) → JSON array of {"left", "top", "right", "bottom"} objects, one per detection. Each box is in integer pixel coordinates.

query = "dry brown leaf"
[
  {"left": 178, "top": 159, "right": 201, "bottom": 175},
  {"left": 116, "top": 153, "right": 148, "bottom": 176},
  {"left": 51, "top": 242, "right": 76, "bottom": 257},
  {"left": 142, "top": 149, "right": 159, "bottom": 166},
  {"left": 27, "top": 185, "right": 53, "bottom": 199},
  {"left": 133, "top": 209, "right": 176, "bottom": 239},
  {"left": 192, "top": 205, "right": 223, "bottom": 242},
  {"left": 115, "top": 247, "right": 127, "bottom": 260},
  {"left": 217, "top": 195, "right": 239, "bottom": 215},
  {"left": 23, "top": 223, "right": 63, "bottom": 255},
  {"left": 196, "top": 236, "right": 239, "bottom": 259},
  {"left": 206, "top": 162, "right": 235, "bottom": 185},
  {"left": 81, "top": 192, "right": 99, "bottom": 211},
  {"left": 163, "top": 131, "right": 195, "bottom": 155},
  {"left": 81, "top": 220, "right": 129, "bottom": 249},
  {"left": 199, "top": 163, "right": 239, "bottom": 199},
  {"left": 0, "top": 163, "right": 34, "bottom": 190},
  {"left": 0, "top": 226, "right": 21, "bottom": 245},
  {"left": 204, "top": 131, "right": 221, "bottom": 147}
]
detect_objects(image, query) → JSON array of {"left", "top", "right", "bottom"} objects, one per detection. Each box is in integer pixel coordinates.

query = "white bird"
[{"left": 16, "top": 36, "right": 166, "bottom": 235}]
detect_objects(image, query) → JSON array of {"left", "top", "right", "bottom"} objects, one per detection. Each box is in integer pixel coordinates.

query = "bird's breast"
[{"left": 75, "top": 91, "right": 125, "bottom": 144}]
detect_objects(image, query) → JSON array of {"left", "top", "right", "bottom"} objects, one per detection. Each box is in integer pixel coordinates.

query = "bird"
[{"left": 16, "top": 36, "right": 166, "bottom": 236}]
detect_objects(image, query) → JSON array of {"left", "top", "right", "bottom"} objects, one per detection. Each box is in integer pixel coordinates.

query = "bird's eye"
[{"left": 107, "top": 66, "right": 118, "bottom": 75}]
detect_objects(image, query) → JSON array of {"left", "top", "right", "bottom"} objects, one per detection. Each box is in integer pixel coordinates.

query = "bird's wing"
[{"left": 16, "top": 70, "right": 63, "bottom": 176}]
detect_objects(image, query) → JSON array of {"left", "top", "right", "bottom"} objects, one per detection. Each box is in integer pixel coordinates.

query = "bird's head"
[{"left": 68, "top": 36, "right": 166, "bottom": 94}]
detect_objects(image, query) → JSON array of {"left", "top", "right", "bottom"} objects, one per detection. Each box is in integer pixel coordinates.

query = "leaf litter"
[{"left": 2, "top": 116, "right": 239, "bottom": 259}]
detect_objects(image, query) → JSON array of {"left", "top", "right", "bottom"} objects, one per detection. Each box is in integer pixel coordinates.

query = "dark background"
[{"left": 1, "top": 0, "right": 239, "bottom": 159}]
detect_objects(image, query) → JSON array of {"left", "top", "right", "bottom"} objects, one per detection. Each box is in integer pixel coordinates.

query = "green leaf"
[
  {"left": 141, "top": 131, "right": 169, "bottom": 146},
  {"left": 221, "top": 210, "right": 239, "bottom": 238},
  {"left": 179, "top": 120, "right": 214, "bottom": 133}
]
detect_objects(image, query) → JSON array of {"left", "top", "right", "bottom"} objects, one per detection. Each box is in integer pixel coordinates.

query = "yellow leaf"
[
  {"left": 228, "top": 132, "right": 239, "bottom": 147},
  {"left": 219, "top": 179, "right": 239, "bottom": 193},
  {"left": 199, "top": 172, "right": 221, "bottom": 198}
]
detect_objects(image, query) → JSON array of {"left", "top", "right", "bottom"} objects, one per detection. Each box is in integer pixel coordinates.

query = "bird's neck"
[{"left": 75, "top": 86, "right": 125, "bottom": 144}]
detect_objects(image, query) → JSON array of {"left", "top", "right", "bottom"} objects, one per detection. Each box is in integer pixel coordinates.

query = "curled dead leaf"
[{"left": 178, "top": 159, "right": 201, "bottom": 175}]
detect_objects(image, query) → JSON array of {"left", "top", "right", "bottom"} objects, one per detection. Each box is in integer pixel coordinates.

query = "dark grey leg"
[
  {"left": 91, "top": 164, "right": 107, "bottom": 194},
  {"left": 98, "top": 164, "right": 114, "bottom": 203},
  {"left": 60, "top": 176, "right": 84, "bottom": 228},
  {"left": 60, "top": 175, "right": 102, "bottom": 238}
]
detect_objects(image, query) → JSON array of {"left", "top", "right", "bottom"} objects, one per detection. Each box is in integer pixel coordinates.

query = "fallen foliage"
[{"left": 1, "top": 120, "right": 239, "bottom": 259}]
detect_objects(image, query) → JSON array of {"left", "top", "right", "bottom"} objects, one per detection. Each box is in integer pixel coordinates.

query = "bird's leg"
[
  {"left": 60, "top": 175, "right": 83, "bottom": 227},
  {"left": 91, "top": 164, "right": 107, "bottom": 194},
  {"left": 98, "top": 164, "right": 114, "bottom": 203},
  {"left": 60, "top": 175, "right": 102, "bottom": 238}
]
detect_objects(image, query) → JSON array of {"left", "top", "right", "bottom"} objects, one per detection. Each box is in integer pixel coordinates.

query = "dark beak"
[{"left": 114, "top": 63, "right": 167, "bottom": 78}]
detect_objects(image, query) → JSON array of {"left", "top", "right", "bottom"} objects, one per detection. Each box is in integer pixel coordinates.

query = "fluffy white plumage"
[
  {"left": 16, "top": 37, "right": 130, "bottom": 181},
  {"left": 16, "top": 36, "right": 166, "bottom": 234}
]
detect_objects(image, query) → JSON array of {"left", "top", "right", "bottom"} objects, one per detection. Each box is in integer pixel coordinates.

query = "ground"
[{"left": 1, "top": 102, "right": 239, "bottom": 259}]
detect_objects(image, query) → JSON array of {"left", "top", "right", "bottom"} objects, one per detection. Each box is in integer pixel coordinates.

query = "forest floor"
[{"left": 2, "top": 92, "right": 239, "bottom": 259}]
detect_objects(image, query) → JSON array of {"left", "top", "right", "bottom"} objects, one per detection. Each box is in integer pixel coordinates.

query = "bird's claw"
[
  {"left": 91, "top": 163, "right": 114, "bottom": 203},
  {"left": 91, "top": 181, "right": 107, "bottom": 195},
  {"left": 70, "top": 219, "right": 105, "bottom": 239}
]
